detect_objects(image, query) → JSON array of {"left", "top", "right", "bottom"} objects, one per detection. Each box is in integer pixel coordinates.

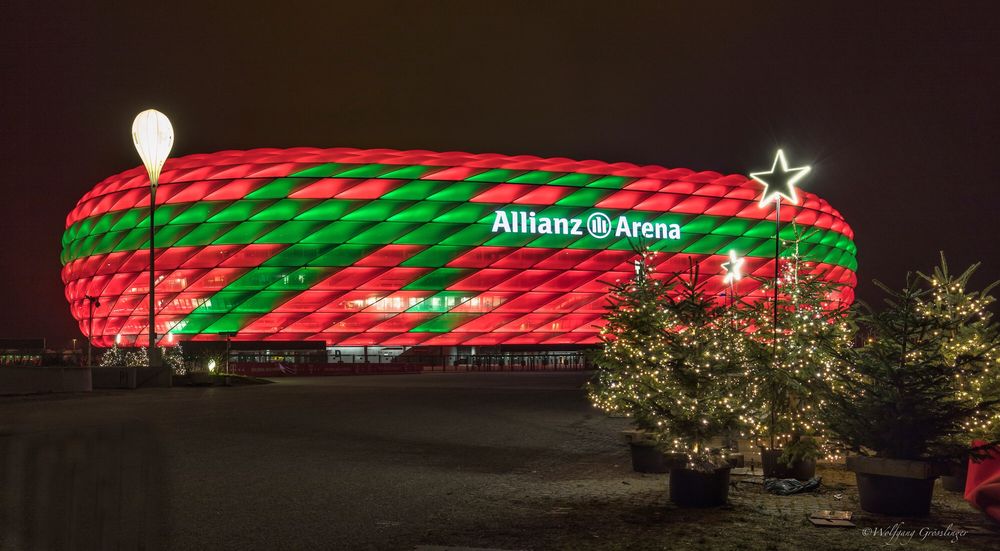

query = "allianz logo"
[{"left": 490, "top": 210, "right": 681, "bottom": 240}]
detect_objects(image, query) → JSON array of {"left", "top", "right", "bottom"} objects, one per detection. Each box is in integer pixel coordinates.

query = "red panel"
[
  {"left": 512, "top": 186, "right": 572, "bottom": 205},
  {"left": 490, "top": 248, "right": 557, "bottom": 269},
  {"left": 335, "top": 179, "right": 405, "bottom": 199},
  {"left": 356, "top": 245, "right": 426, "bottom": 267},
  {"left": 327, "top": 313, "right": 395, "bottom": 332},
  {"left": 288, "top": 178, "right": 359, "bottom": 199},
  {"left": 450, "top": 312, "right": 522, "bottom": 332},
  {"left": 187, "top": 268, "right": 251, "bottom": 291},
  {"left": 449, "top": 269, "right": 519, "bottom": 291},
  {"left": 446, "top": 247, "right": 515, "bottom": 269},
  {"left": 360, "top": 267, "right": 430, "bottom": 290},
  {"left": 275, "top": 290, "right": 346, "bottom": 312},
  {"left": 492, "top": 269, "right": 560, "bottom": 291},
  {"left": 596, "top": 190, "right": 652, "bottom": 209},
  {"left": 314, "top": 267, "right": 388, "bottom": 290},
  {"left": 369, "top": 313, "right": 437, "bottom": 332},
  {"left": 469, "top": 183, "right": 532, "bottom": 203},
  {"left": 493, "top": 292, "right": 562, "bottom": 312},
  {"left": 219, "top": 244, "right": 286, "bottom": 267}
]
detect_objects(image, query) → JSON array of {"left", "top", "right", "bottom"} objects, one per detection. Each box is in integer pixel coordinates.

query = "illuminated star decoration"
[
  {"left": 751, "top": 149, "right": 811, "bottom": 208},
  {"left": 721, "top": 250, "right": 744, "bottom": 285}
]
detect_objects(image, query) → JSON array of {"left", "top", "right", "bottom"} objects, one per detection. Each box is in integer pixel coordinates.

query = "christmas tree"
[
  {"left": 588, "top": 256, "right": 744, "bottom": 468},
  {"left": 738, "top": 231, "right": 853, "bottom": 461},
  {"left": 822, "top": 272, "right": 1000, "bottom": 461},
  {"left": 100, "top": 343, "right": 128, "bottom": 367},
  {"left": 918, "top": 253, "right": 1000, "bottom": 442}
]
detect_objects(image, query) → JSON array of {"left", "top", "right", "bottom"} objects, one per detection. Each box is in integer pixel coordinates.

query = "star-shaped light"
[
  {"left": 750, "top": 149, "right": 811, "bottom": 208},
  {"left": 721, "top": 250, "right": 744, "bottom": 285}
]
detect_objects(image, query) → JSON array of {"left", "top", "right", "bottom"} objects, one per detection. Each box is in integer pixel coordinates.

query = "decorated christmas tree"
[
  {"left": 822, "top": 273, "right": 1000, "bottom": 461},
  {"left": 738, "top": 232, "right": 854, "bottom": 462},
  {"left": 99, "top": 343, "right": 128, "bottom": 367},
  {"left": 917, "top": 254, "right": 1000, "bottom": 442},
  {"left": 588, "top": 256, "right": 744, "bottom": 468}
]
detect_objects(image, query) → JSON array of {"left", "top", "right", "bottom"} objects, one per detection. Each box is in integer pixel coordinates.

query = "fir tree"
[
  {"left": 589, "top": 256, "right": 744, "bottom": 468},
  {"left": 100, "top": 343, "right": 128, "bottom": 367},
  {"left": 822, "top": 274, "right": 1000, "bottom": 461}
]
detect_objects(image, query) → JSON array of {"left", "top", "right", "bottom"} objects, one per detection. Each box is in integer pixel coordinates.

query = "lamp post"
[
  {"left": 84, "top": 294, "right": 100, "bottom": 366},
  {"left": 750, "top": 149, "right": 810, "bottom": 449},
  {"left": 131, "top": 109, "right": 174, "bottom": 370}
]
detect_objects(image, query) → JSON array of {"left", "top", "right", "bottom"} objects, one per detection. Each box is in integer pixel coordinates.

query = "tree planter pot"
[
  {"left": 629, "top": 442, "right": 669, "bottom": 473},
  {"left": 847, "top": 456, "right": 939, "bottom": 516},
  {"left": 669, "top": 466, "right": 731, "bottom": 507},
  {"left": 760, "top": 449, "right": 816, "bottom": 480},
  {"left": 941, "top": 462, "right": 968, "bottom": 493}
]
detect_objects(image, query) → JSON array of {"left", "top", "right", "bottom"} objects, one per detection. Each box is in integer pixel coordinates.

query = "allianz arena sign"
[{"left": 491, "top": 210, "right": 682, "bottom": 241}]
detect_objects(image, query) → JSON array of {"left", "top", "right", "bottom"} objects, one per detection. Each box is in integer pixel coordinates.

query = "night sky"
[{"left": 2, "top": 2, "right": 997, "bottom": 347}]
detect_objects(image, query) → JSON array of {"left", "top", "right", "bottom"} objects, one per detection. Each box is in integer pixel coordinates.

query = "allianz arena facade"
[{"left": 61, "top": 148, "right": 856, "bottom": 349}]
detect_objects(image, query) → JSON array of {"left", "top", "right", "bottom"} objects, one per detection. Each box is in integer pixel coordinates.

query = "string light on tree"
[{"left": 721, "top": 250, "right": 744, "bottom": 285}]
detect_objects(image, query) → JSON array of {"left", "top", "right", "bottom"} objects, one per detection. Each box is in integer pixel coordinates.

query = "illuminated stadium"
[{"left": 61, "top": 148, "right": 856, "bottom": 363}]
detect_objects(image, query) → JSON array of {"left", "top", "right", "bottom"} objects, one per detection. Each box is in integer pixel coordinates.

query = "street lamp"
[
  {"left": 84, "top": 294, "right": 100, "bottom": 366},
  {"left": 131, "top": 109, "right": 174, "bottom": 369}
]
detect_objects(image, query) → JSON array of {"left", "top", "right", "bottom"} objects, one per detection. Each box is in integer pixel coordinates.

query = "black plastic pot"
[
  {"left": 629, "top": 443, "right": 669, "bottom": 473},
  {"left": 847, "top": 456, "right": 938, "bottom": 516},
  {"left": 941, "top": 463, "right": 968, "bottom": 493},
  {"left": 856, "top": 473, "right": 935, "bottom": 516},
  {"left": 669, "top": 467, "right": 731, "bottom": 507},
  {"left": 760, "top": 449, "right": 816, "bottom": 480}
]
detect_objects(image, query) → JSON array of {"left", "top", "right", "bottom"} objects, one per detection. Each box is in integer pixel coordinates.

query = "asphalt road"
[{"left": 0, "top": 372, "right": 632, "bottom": 550}]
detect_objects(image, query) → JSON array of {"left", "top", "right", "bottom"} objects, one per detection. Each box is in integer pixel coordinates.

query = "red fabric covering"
[{"left": 965, "top": 440, "right": 1000, "bottom": 522}]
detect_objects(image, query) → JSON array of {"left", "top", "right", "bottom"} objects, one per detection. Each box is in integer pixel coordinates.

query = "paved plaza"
[{"left": 1, "top": 372, "right": 997, "bottom": 550}]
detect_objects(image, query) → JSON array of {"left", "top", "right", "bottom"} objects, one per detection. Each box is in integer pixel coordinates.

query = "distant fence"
[{"left": 227, "top": 362, "right": 422, "bottom": 377}]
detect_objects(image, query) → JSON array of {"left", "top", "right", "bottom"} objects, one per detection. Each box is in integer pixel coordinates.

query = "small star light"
[
  {"left": 722, "top": 250, "right": 744, "bottom": 285},
  {"left": 751, "top": 149, "right": 811, "bottom": 208}
]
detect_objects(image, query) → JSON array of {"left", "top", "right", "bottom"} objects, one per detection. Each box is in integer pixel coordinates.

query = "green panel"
[
  {"left": 146, "top": 224, "right": 195, "bottom": 249},
  {"left": 406, "top": 291, "right": 473, "bottom": 312},
  {"left": 387, "top": 201, "right": 457, "bottom": 222},
  {"left": 681, "top": 215, "right": 722, "bottom": 236},
  {"left": 307, "top": 244, "right": 380, "bottom": 267},
  {"left": 171, "top": 202, "right": 228, "bottom": 225},
  {"left": 263, "top": 244, "right": 336, "bottom": 267},
  {"left": 289, "top": 163, "right": 343, "bottom": 178},
  {"left": 255, "top": 221, "right": 328, "bottom": 244},
  {"left": 403, "top": 268, "right": 473, "bottom": 290},
  {"left": 113, "top": 228, "right": 152, "bottom": 252},
  {"left": 213, "top": 221, "right": 280, "bottom": 245},
  {"left": 174, "top": 223, "right": 236, "bottom": 247},
  {"left": 381, "top": 180, "right": 450, "bottom": 200},
  {"left": 136, "top": 204, "right": 187, "bottom": 228},
  {"left": 226, "top": 267, "right": 291, "bottom": 291},
  {"left": 399, "top": 245, "right": 467, "bottom": 268},
  {"left": 710, "top": 218, "right": 756, "bottom": 237},
  {"left": 90, "top": 211, "right": 125, "bottom": 236},
  {"left": 341, "top": 200, "right": 411, "bottom": 221},
  {"left": 208, "top": 200, "right": 272, "bottom": 223},
  {"left": 432, "top": 203, "right": 498, "bottom": 224},
  {"left": 300, "top": 221, "right": 374, "bottom": 244},
  {"left": 648, "top": 232, "right": 700, "bottom": 252},
  {"left": 585, "top": 175, "right": 632, "bottom": 189},
  {"left": 410, "top": 313, "right": 478, "bottom": 332},
  {"left": 110, "top": 209, "right": 147, "bottom": 232},
  {"left": 547, "top": 173, "right": 600, "bottom": 187},
  {"left": 245, "top": 177, "right": 309, "bottom": 200},
  {"left": 747, "top": 240, "right": 777, "bottom": 257},
  {"left": 251, "top": 199, "right": 319, "bottom": 221},
  {"left": 91, "top": 231, "right": 128, "bottom": 257},
  {"left": 380, "top": 165, "right": 440, "bottom": 179},
  {"left": 683, "top": 234, "right": 736, "bottom": 255},
  {"left": 440, "top": 224, "right": 500, "bottom": 246},
  {"left": 427, "top": 182, "right": 485, "bottom": 202},
  {"left": 465, "top": 169, "right": 522, "bottom": 183},
  {"left": 266, "top": 267, "right": 337, "bottom": 291},
  {"left": 192, "top": 291, "right": 257, "bottom": 314},
  {"left": 232, "top": 290, "right": 299, "bottom": 313},
  {"left": 393, "top": 223, "right": 463, "bottom": 245},
  {"left": 555, "top": 188, "right": 615, "bottom": 207},
  {"left": 743, "top": 220, "right": 778, "bottom": 239},
  {"left": 346, "top": 222, "right": 417, "bottom": 245},
  {"left": 525, "top": 233, "right": 583, "bottom": 249},
  {"left": 335, "top": 164, "right": 395, "bottom": 178},
  {"left": 716, "top": 236, "right": 763, "bottom": 256},
  {"left": 171, "top": 314, "right": 223, "bottom": 334},
  {"left": 203, "top": 313, "right": 260, "bottom": 334},
  {"left": 508, "top": 171, "right": 560, "bottom": 184},
  {"left": 294, "top": 199, "right": 361, "bottom": 221}
]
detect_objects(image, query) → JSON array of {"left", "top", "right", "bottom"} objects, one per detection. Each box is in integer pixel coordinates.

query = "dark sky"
[{"left": 1, "top": 1, "right": 997, "bottom": 347}]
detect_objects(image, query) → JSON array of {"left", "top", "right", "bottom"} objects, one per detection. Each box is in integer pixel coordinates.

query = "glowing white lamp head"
[
  {"left": 131, "top": 109, "right": 174, "bottom": 187},
  {"left": 207, "top": 359, "right": 216, "bottom": 372},
  {"left": 722, "top": 250, "right": 744, "bottom": 285},
  {"left": 115, "top": 334, "right": 122, "bottom": 345},
  {"left": 750, "top": 149, "right": 810, "bottom": 208}
]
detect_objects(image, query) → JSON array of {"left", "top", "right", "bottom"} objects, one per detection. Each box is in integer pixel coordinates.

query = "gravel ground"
[{"left": 1, "top": 372, "right": 997, "bottom": 550}]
